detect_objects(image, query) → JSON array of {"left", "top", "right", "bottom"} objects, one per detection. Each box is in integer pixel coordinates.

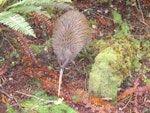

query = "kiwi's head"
[{"left": 57, "top": 48, "right": 73, "bottom": 69}]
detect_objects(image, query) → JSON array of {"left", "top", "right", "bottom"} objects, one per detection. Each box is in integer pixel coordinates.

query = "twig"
[
  {"left": 119, "top": 95, "right": 132, "bottom": 111},
  {"left": 0, "top": 37, "right": 4, "bottom": 48},
  {"left": 15, "top": 91, "right": 61, "bottom": 112},
  {"left": 136, "top": 0, "right": 150, "bottom": 29},
  {"left": 0, "top": 90, "right": 13, "bottom": 99},
  {"left": 3, "top": 35, "right": 16, "bottom": 51},
  {"left": 137, "top": 0, "right": 144, "bottom": 22},
  {"left": 83, "top": 62, "right": 88, "bottom": 91},
  {"left": 0, "top": 76, "right": 7, "bottom": 85},
  {"left": 15, "top": 91, "right": 56, "bottom": 104},
  {"left": 15, "top": 91, "right": 54, "bottom": 103},
  {"left": 0, "top": 90, "right": 18, "bottom": 103}
]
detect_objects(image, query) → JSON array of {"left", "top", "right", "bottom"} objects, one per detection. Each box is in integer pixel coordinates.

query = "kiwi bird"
[{"left": 52, "top": 10, "right": 91, "bottom": 96}]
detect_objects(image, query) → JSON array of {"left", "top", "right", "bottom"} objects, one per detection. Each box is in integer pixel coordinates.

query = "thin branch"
[
  {"left": 119, "top": 95, "right": 132, "bottom": 111},
  {"left": 0, "top": 37, "right": 4, "bottom": 48},
  {"left": 3, "top": 36, "right": 16, "bottom": 51},
  {"left": 136, "top": 0, "right": 150, "bottom": 29},
  {"left": 137, "top": 0, "right": 144, "bottom": 22},
  {"left": 0, "top": 90, "right": 13, "bottom": 99},
  {"left": 15, "top": 90, "right": 55, "bottom": 104}
]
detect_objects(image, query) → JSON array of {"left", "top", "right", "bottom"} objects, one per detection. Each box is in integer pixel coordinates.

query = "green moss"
[
  {"left": 98, "top": 0, "right": 109, "bottom": 3},
  {"left": 72, "top": 95, "right": 81, "bottom": 102},
  {"left": 43, "top": 39, "right": 51, "bottom": 47},
  {"left": 89, "top": 19, "right": 97, "bottom": 25},
  {"left": 20, "top": 90, "right": 76, "bottom": 113},
  {"left": 88, "top": 37, "right": 140, "bottom": 99},
  {"left": 30, "top": 39, "right": 51, "bottom": 55},
  {"left": 27, "top": 79, "right": 41, "bottom": 87},
  {"left": 6, "top": 103, "right": 17, "bottom": 113},
  {"left": 30, "top": 44, "right": 43, "bottom": 55},
  {"left": 112, "top": 10, "right": 122, "bottom": 24},
  {"left": 50, "top": 104, "right": 77, "bottom": 113},
  {"left": 88, "top": 47, "right": 122, "bottom": 98}
]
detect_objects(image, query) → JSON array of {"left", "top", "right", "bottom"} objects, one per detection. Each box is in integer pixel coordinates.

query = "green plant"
[
  {"left": 0, "top": 57, "right": 5, "bottom": 65},
  {"left": 88, "top": 38, "right": 137, "bottom": 99},
  {"left": 6, "top": 103, "right": 17, "bottom": 113},
  {"left": 112, "top": 10, "right": 122, "bottom": 24},
  {"left": 88, "top": 10, "right": 140, "bottom": 98},
  {"left": 88, "top": 47, "right": 121, "bottom": 98},
  {"left": 20, "top": 90, "right": 76, "bottom": 113},
  {"left": 50, "top": 104, "right": 77, "bottom": 113},
  {"left": 0, "top": 11, "right": 36, "bottom": 37},
  {"left": 27, "top": 79, "right": 41, "bottom": 87},
  {"left": 0, "top": 0, "right": 72, "bottom": 37},
  {"left": 126, "top": 0, "right": 132, "bottom": 5},
  {"left": 79, "top": 47, "right": 96, "bottom": 62},
  {"left": 97, "top": 0, "right": 109, "bottom": 3},
  {"left": 112, "top": 10, "right": 131, "bottom": 38},
  {"left": 30, "top": 39, "right": 51, "bottom": 55}
]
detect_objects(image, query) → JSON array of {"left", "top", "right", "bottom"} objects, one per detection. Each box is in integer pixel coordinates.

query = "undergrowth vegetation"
[
  {"left": 0, "top": 0, "right": 150, "bottom": 112},
  {"left": 0, "top": 0, "right": 72, "bottom": 37},
  {"left": 20, "top": 90, "right": 76, "bottom": 113},
  {"left": 7, "top": 90, "right": 76, "bottom": 113},
  {"left": 88, "top": 10, "right": 150, "bottom": 99}
]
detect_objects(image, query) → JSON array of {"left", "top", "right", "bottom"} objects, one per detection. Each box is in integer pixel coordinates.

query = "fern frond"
[
  {"left": 9, "top": 5, "right": 42, "bottom": 14},
  {"left": 9, "top": 5, "right": 51, "bottom": 18},
  {"left": 0, "top": 11, "right": 36, "bottom": 37},
  {"left": 20, "top": 0, "right": 72, "bottom": 6},
  {"left": 17, "top": 33, "right": 38, "bottom": 65},
  {"left": 6, "top": 1, "right": 23, "bottom": 9},
  {"left": 42, "top": 2, "right": 74, "bottom": 10},
  {"left": 7, "top": 0, "right": 73, "bottom": 10}
]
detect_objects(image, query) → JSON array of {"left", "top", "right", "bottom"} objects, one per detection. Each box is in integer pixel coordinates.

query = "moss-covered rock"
[
  {"left": 88, "top": 47, "right": 122, "bottom": 98},
  {"left": 88, "top": 38, "right": 138, "bottom": 99}
]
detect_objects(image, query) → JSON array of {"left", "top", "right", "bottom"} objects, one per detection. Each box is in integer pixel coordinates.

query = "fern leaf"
[
  {"left": 7, "top": 0, "right": 73, "bottom": 10},
  {"left": 9, "top": 5, "right": 42, "bottom": 14},
  {"left": 17, "top": 33, "right": 38, "bottom": 65},
  {"left": 43, "top": 2, "right": 74, "bottom": 10},
  {"left": 0, "top": 11, "right": 36, "bottom": 37},
  {"left": 9, "top": 5, "right": 51, "bottom": 18}
]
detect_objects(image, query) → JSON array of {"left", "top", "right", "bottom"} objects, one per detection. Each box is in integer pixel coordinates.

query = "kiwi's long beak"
[{"left": 58, "top": 68, "right": 64, "bottom": 96}]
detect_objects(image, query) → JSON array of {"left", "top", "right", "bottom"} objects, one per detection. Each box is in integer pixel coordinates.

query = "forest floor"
[{"left": 0, "top": 0, "right": 150, "bottom": 113}]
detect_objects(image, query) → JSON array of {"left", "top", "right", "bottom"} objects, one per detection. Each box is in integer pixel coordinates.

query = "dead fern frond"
[
  {"left": 16, "top": 32, "right": 38, "bottom": 65},
  {"left": 31, "top": 12, "right": 53, "bottom": 36}
]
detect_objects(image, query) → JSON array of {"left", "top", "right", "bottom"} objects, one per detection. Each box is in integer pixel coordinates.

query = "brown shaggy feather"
[{"left": 52, "top": 10, "right": 91, "bottom": 68}]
